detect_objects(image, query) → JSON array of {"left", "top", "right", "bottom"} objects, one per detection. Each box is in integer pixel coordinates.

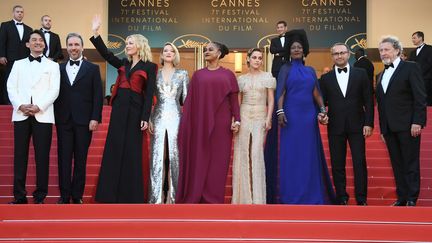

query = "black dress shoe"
[
  {"left": 391, "top": 200, "right": 407, "bottom": 206},
  {"left": 339, "top": 200, "right": 348, "bottom": 205},
  {"left": 34, "top": 198, "right": 45, "bottom": 204},
  {"left": 57, "top": 198, "right": 70, "bottom": 204},
  {"left": 406, "top": 201, "right": 416, "bottom": 206},
  {"left": 72, "top": 198, "right": 83, "bottom": 204},
  {"left": 357, "top": 201, "right": 368, "bottom": 206},
  {"left": 8, "top": 198, "right": 28, "bottom": 204}
]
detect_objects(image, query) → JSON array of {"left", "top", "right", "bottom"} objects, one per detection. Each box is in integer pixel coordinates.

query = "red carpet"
[
  {"left": 1, "top": 105, "right": 432, "bottom": 242},
  {"left": 1, "top": 105, "right": 432, "bottom": 205},
  {"left": 1, "top": 204, "right": 432, "bottom": 242}
]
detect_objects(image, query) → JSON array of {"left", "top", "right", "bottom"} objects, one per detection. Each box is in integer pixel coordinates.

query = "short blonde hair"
[
  {"left": 160, "top": 42, "right": 180, "bottom": 67},
  {"left": 125, "top": 34, "right": 152, "bottom": 62}
]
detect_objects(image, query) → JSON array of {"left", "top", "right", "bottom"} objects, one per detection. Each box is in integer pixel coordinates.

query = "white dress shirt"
[
  {"left": 42, "top": 28, "right": 50, "bottom": 57},
  {"left": 13, "top": 20, "right": 24, "bottom": 41},
  {"left": 66, "top": 57, "right": 83, "bottom": 85},
  {"left": 416, "top": 43, "right": 425, "bottom": 56},
  {"left": 381, "top": 57, "right": 401, "bottom": 93},
  {"left": 335, "top": 65, "right": 350, "bottom": 97},
  {"left": 280, "top": 36, "right": 285, "bottom": 47}
]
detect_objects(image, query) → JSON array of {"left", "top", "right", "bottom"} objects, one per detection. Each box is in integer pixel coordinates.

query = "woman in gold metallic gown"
[
  {"left": 232, "top": 48, "right": 275, "bottom": 204},
  {"left": 148, "top": 43, "right": 189, "bottom": 204}
]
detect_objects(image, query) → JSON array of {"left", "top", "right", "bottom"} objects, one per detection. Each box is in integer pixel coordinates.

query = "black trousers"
[
  {"left": 425, "top": 78, "right": 432, "bottom": 106},
  {"left": 328, "top": 132, "right": 368, "bottom": 203},
  {"left": 56, "top": 120, "right": 92, "bottom": 200},
  {"left": 384, "top": 131, "right": 421, "bottom": 202},
  {"left": 263, "top": 99, "right": 279, "bottom": 204},
  {"left": 13, "top": 117, "right": 52, "bottom": 200}
]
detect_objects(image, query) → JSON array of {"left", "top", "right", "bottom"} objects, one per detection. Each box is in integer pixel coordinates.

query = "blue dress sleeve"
[{"left": 276, "top": 63, "right": 291, "bottom": 102}]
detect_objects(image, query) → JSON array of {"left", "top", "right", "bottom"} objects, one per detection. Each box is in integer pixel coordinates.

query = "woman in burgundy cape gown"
[{"left": 176, "top": 42, "right": 241, "bottom": 203}]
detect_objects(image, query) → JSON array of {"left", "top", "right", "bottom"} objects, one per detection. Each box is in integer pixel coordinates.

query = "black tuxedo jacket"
[
  {"left": 270, "top": 35, "right": 288, "bottom": 74},
  {"left": 40, "top": 29, "right": 63, "bottom": 62},
  {"left": 319, "top": 67, "right": 374, "bottom": 135},
  {"left": 354, "top": 56, "right": 375, "bottom": 83},
  {"left": 376, "top": 60, "right": 427, "bottom": 134},
  {"left": 0, "top": 20, "right": 32, "bottom": 61},
  {"left": 54, "top": 60, "right": 103, "bottom": 126},
  {"left": 409, "top": 44, "right": 432, "bottom": 80}
]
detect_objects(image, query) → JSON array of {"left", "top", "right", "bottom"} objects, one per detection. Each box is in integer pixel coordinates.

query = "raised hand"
[{"left": 92, "top": 14, "right": 102, "bottom": 37}]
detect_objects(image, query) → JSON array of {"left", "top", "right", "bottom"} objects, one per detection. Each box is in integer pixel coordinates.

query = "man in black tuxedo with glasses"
[{"left": 320, "top": 43, "right": 374, "bottom": 206}]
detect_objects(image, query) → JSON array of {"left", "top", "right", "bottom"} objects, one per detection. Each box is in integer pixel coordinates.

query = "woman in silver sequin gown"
[{"left": 148, "top": 43, "right": 189, "bottom": 204}]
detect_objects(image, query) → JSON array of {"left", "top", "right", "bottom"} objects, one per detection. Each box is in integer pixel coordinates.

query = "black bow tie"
[
  {"left": 28, "top": 55, "right": 42, "bottom": 63},
  {"left": 16, "top": 22, "right": 23, "bottom": 25},
  {"left": 384, "top": 63, "right": 394, "bottom": 69},
  {"left": 43, "top": 30, "right": 50, "bottom": 34},
  {"left": 337, "top": 67, "right": 347, "bottom": 73},
  {"left": 417, "top": 45, "right": 424, "bottom": 49},
  {"left": 69, "top": 60, "right": 80, "bottom": 66},
  {"left": 279, "top": 34, "right": 285, "bottom": 38}
]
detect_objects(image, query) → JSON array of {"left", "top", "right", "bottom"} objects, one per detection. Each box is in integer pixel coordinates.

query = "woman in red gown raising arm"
[
  {"left": 176, "top": 42, "right": 240, "bottom": 203},
  {"left": 90, "top": 15, "right": 157, "bottom": 203}
]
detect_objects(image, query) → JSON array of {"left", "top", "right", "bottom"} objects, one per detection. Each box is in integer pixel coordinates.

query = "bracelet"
[
  {"left": 319, "top": 106, "right": 326, "bottom": 114},
  {"left": 234, "top": 121, "right": 241, "bottom": 126},
  {"left": 277, "top": 112, "right": 285, "bottom": 116},
  {"left": 276, "top": 109, "right": 284, "bottom": 113}
]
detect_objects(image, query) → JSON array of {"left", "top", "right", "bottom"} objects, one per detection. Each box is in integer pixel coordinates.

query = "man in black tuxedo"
[
  {"left": 320, "top": 43, "right": 374, "bottom": 206},
  {"left": 376, "top": 36, "right": 427, "bottom": 206},
  {"left": 0, "top": 5, "right": 32, "bottom": 104},
  {"left": 40, "top": 15, "right": 63, "bottom": 62},
  {"left": 354, "top": 48, "right": 375, "bottom": 90},
  {"left": 409, "top": 31, "right": 432, "bottom": 105},
  {"left": 270, "top": 20, "right": 288, "bottom": 78},
  {"left": 54, "top": 33, "right": 103, "bottom": 204}
]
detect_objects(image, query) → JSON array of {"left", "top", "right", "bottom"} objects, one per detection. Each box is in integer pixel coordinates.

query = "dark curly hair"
[
  {"left": 212, "top": 41, "right": 229, "bottom": 59},
  {"left": 285, "top": 29, "right": 309, "bottom": 57}
]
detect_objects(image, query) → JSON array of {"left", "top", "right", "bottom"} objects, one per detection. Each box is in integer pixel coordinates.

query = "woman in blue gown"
[{"left": 276, "top": 34, "right": 335, "bottom": 205}]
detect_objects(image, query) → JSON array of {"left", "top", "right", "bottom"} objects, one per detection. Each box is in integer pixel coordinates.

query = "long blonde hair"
[{"left": 125, "top": 34, "right": 152, "bottom": 62}]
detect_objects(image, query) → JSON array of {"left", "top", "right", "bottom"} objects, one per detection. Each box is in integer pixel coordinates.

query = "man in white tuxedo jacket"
[{"left": 7, "top": 29, "right": 60, "bottom": 204}]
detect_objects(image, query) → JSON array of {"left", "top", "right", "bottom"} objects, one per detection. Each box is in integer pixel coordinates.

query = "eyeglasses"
[{"left": 332, "top": 51, "right": 349, "bottom": 56}]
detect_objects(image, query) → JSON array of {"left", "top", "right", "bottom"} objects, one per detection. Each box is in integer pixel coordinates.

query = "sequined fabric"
[
  {"left": 232, "top": 72, "right": 276, "bottom": 204},
  {"left": 148, "top": 69, "right": 189, "bottom": 204}
]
